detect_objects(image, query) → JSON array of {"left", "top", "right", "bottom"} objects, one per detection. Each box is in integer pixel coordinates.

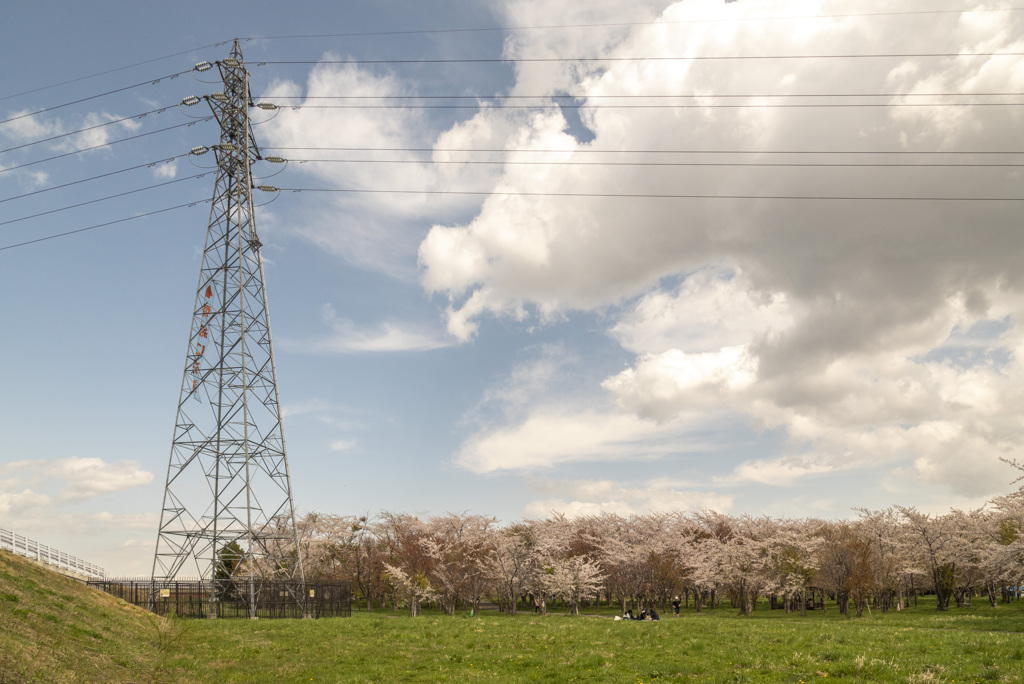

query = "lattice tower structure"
[{"left": 151, "top": 40, "right": 304, "bottom": 615}]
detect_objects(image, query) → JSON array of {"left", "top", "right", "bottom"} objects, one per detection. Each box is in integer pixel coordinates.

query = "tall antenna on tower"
[{"left": 151, "top": 39, "right": 304, "bottom": 618}]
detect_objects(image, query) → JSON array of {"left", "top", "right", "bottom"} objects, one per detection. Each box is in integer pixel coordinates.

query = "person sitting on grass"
[
  {"left": 624, "top": 609, "right": 633, "bottom": 620},
  {"left": 649, "top": 607, "right": 660, "bottom": 621}
]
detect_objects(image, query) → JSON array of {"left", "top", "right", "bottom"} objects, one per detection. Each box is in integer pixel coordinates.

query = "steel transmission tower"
[{"left": 152, "top": 40, "right": 304, "bottom": 615}]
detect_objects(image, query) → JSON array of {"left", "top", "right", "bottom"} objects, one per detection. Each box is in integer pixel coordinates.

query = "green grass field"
[
  {"left": 162, "top": 602, "right": 1024, "bottom": 683},
  {"left": 3, "top": 551, "right": 1023, "bottom": 683}
]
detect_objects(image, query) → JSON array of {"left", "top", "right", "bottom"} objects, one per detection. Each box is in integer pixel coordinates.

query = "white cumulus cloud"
[
  {"left": 0, "top": 456, "right": 153, "bottom": 503},
  {"left": 281, "top": 303, "right": 453, "bottom": 353},
  {"left": 523, "top": 476, "right": 735, "bottom": 518},
  {"left": 430, "top": 0, "right": 1024, "bottom": 498}
]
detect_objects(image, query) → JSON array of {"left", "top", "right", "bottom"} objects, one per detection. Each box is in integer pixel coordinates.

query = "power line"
[
  {"left": 6, "top": 154, "right": 1013, "bottom": 210},
  {"left": 255, "top": 92, "right": 1024, "bottom": 100},
  {"left": 5, "top": 178, "right": 1017, "bottom": 253},
  {"left": 4, "top": 5, "right": 1018, "bottom": 105},
  {"left": 263, "top": 146, "right": 1024, "bottom": 155},
  {"left": 259, "top": 52, "right": 1024, "bottom": 66},
  {"left": 0, "top": 105, "right": 178, "bottom": 155},
  {"left": 0, "top": 73, "right": 190, "bottom": 126},
  {"left": 0, "top": 173, "right": 208, "bottom": 228},
  {"left": 274, "top": 186, "right": 1024, "bottom": 201},
  {"left": 0, "top": 42, "right": 228, "bottom": 103},
  {"left": 0, "top": 199, "right": 211, "bottom": 252},
  {"left": 271, "top": 102, "right": 1023, "bottom": 110},
  {"left": 3, "top": 95, "right": 1013, "bottom": 160},
  {"left": 251, "top": 6, "right": 1024, "bottom": 40},
  {"left": 0, "top": 117, "right": 212, "bottom": 174},
  {"left": 4, "top": 153, "right": 1015, "bottom": 211},
  {"left": 281, "top": 157, "right": 1024, "bottom": 169},
  {"left": 0, "top": 155, "right": 188, "bottom": 204}
]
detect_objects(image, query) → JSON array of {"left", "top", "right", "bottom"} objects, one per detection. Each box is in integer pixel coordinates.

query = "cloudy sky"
[{"left": 2, "top": 0, "right": 1023, "bottom": 575}]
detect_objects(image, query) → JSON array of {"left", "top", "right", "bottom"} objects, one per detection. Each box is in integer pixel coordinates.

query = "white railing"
[{"left": 0, "top": 527, "right": 105, "bottom": 580}]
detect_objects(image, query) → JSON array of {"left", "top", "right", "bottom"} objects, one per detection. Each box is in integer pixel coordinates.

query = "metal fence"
[
  {"left": 0, "top": 527, "right": 105, "bottom": 579},
  {"left": 88, "top": 578, "right": 351, "bottom": 619}
]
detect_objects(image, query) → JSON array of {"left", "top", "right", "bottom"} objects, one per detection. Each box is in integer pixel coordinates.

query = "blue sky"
[{"left": 2, "top": 0, "right": 1023, "bottom": 575}]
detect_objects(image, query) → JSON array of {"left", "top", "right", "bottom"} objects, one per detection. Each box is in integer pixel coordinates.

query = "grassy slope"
[
  {"left": 0, "top": 550, "right": 182, "bottom": 684},
  {"left": 4, "top": 552, "right": 1023, "bottom": 684}
]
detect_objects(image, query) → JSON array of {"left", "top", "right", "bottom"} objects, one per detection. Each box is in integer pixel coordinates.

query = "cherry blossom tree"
[
  {"left": 421, "top": 512, "right": 496, "bottom": 615},
  {"left": 352, "top": 517, "right": 390, "bottom": 610},
  {"left": 383, "top": 562, "right": 435, "bottom": 617},
  {"left": 761, "top": 518, "right": 820, "bottom": 616},
  {"left": 484, "top": 523, "right": 537, "bottom": 615},
  {"left": 544, "top": 555, "right": 605, "bottom": 614},
  {"left": 990, "top": 492, "right": 1024, "bottom": 600},
  {"left": 295, "top": 482, "right": 1024, "bottom": 620},
  {"left": 377, "top": 512, "right": 433, "bottom": 615},
  {"left": 675, "top": 512, "right": 724, "bottom": 612},
  {"left": 854, "top": 508, "right": 911, "bottom": 612},
  {"left": 897, "top": 507, "right": 960, "bottom": 611},
  {"left": 526, "top": 514, "right": 606, "bottom": 615},
  {"left": 815, "top": 521, "right": 876, "bottom": 616}
]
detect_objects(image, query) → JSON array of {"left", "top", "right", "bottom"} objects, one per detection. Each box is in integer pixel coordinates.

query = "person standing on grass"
[{"left": 672, "top": 596, "right": 681, "bottom": 617}]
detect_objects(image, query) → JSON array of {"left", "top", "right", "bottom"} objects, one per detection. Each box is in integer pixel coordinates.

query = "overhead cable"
[
  {"left": 270, "top": 101, "right": 1023, "bottom": 110},
  {"left": 262, "top": 146, "right": 1024, "bottom": 155},
  {"left": 4, "top": 5, "right": 1018, "bottom": 103},
  {"left": 0, "top": 199, "right": 211, "bottom": 252},
  {"left": 281, "top": 157, "right": 1024, "bottom": 168},
  {"left": 0, "top": 173, "right": 208, "bottom": 228},
  {"left": 0, "top": 73, "right": 190, "bottom": 126},
  {"left": 0, "top": 42, "right": 229, "bottom": 103},
  {"left": 0, "top": 117, "right": 213, "bottom": 174},
  {"left": 252, "top": 6, "right": 1024, "bottom": 40},
  {"left": 260, "top": 52, "right": 1024, "bottom": 66},
  {"left": 273, "top": 186, "right": 1024, "bottom": 201},
  {"left": 0, "top": 105, "right": 178, "bottom": 155},
  {"left": 0, "top": 155, "right": 188, "bottom": 204},
  {"left": 255, "top": 92, "right": 1024, "bottom": 100}
]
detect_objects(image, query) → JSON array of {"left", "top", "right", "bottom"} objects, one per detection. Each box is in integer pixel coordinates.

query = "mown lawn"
[{"left": 159, "top": 600, "right": 1024, "bottom": 683}]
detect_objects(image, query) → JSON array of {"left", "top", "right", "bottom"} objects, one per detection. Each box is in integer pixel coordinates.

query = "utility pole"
[{"left": 151, "top": 39, "right": 304, "bottom": 619}]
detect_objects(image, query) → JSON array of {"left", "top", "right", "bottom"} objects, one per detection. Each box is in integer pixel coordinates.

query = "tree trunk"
[
  {"left": 838, "top": 591, "right": 849, "bottom": 616},
  {"left": 933, "top": 564, "right": 956, "bottom": 611}
]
